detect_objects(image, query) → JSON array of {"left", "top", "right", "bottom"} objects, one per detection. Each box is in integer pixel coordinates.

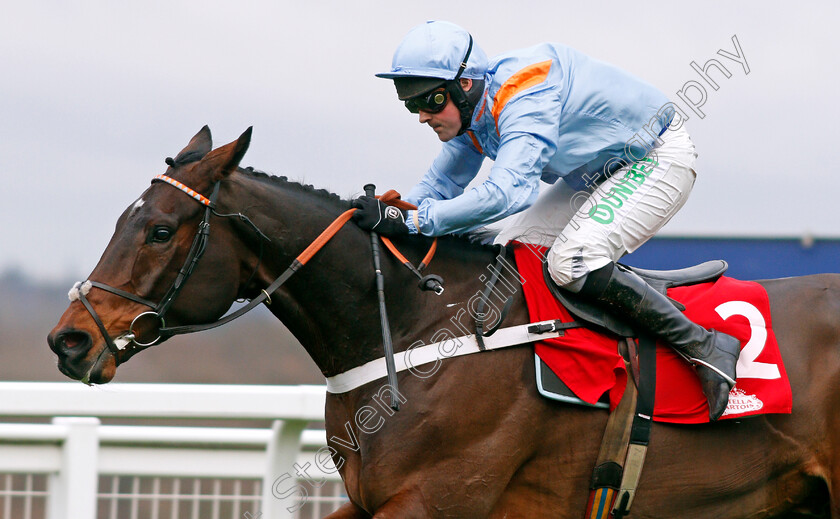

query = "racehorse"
[{"left": 48, "top": 127, "right": 840, "bottom": 518}]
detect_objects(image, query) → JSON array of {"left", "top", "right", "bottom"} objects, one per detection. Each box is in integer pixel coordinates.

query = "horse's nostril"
[{"left": 50, "top": 330, "right": 92, "bottom": 356}]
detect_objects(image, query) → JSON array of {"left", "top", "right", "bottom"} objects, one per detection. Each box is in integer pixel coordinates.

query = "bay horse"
[{"left": 49, "top": 127, "right": 840, "bottom": 518}]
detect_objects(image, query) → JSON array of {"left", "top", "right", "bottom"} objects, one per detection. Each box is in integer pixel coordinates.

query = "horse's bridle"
[
  {"left": 70, "top": 174, "right": 226, "bottom": 359},
  {"left": 70, "top": 174, "right": 442, "bottom": 365}
]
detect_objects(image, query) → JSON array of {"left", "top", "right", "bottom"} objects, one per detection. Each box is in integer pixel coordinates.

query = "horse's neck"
[{"left": 229, "top": 174, "right": 518, "bottom": 377}]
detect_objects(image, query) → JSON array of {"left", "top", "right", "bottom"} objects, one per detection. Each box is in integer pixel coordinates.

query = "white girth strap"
[{"left": 325, "top": 320, "right": 564, "bottom": 393}]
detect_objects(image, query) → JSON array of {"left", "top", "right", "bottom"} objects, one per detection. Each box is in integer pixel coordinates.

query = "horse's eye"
[{"left": 149, "top": 226, "right": 173, "bottom": 243}]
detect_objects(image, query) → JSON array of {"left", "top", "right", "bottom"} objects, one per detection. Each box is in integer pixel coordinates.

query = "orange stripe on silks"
[
  {"left": 474, "top": 96, "right": 487, "bottom": 121},
  {"left": 467, "top": 131, "right": 484, "bottom": 154},
  {"left": 491, "top": 60, "right": 552, "bottom": 134}
]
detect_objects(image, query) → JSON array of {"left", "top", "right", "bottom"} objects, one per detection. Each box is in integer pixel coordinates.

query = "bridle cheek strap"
[
  {"left": 70, "top": 176, "right": 220, "bottom": 357},
  {"left": 72, "top": 284, "right": 122, "bottom": 363}
]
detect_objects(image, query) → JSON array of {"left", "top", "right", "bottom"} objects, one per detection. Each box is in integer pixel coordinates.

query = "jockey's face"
[{"left": 417, "top": 79, "right": 471, "bottom": 143}]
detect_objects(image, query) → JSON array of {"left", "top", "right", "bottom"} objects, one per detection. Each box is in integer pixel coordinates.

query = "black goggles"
[{"left": 404, "top": 87, "right": 449, "bottom": 114}]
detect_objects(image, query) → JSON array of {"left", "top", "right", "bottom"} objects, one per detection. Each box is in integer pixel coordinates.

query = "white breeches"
[{"left": 492, "top": 126, "right": 698, "bottom": 286}]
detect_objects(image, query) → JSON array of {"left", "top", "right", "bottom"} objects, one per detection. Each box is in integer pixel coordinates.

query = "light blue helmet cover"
[{"left": 376, "top": 21, "right": 488, "bottom": 81}]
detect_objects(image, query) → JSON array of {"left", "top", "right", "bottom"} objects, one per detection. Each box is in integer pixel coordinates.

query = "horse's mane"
[
  {"left": 237, "top": 166, "right": 499, "bottom": 254},
  {"left": 240, "top": 166, "right": 347, "bottom": 208}
]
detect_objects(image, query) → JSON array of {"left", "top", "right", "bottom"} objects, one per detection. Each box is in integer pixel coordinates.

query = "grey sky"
[{"left": 2, "top": 1, "right": 838, "bottom": 282}]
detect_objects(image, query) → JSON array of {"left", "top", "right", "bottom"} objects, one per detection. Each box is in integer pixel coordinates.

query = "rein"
[
  {"left": 70, "top": 174, "right": 440, "bottom": 364},
  {"left": 367, "top": 189, "right": 443, "bottom": 294}
]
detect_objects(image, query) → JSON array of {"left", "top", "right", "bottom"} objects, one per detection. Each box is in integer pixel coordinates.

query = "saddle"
[
  {"left": 544, "top": 259, "right": 728, "bottom": 338},
  {"left": 536, "top": 259, "right": 728, "bottom": 407}
]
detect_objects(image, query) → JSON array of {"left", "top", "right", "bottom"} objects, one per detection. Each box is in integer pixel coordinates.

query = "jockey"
[{"left": 352, "top": 20, "right": 741, "bottom": 420}]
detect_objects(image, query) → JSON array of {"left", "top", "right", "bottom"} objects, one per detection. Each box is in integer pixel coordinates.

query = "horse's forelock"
[{"left": 169, "top": 150, "right": 206, "bottom": 167}]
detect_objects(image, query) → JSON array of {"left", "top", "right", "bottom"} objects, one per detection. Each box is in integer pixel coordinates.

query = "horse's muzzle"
[{"left": 48, "top": 328, "right": 96, "bottom": 380}]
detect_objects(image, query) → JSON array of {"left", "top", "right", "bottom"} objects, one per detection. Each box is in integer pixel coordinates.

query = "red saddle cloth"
[{"left": 513, "top": 243, "right": 792, "bottom": 424}]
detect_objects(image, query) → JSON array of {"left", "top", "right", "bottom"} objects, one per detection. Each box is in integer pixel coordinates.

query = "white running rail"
[{"left": 0, "top": 382, "right": 341, "bottom": 519}]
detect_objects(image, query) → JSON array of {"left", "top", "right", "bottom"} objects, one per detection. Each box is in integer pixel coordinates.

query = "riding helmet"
[{"left": 377, "top": 21, "right": 488, "bottom": 135}]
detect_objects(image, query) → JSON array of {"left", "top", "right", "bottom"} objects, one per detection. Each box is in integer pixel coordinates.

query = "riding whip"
[{"left": 364, "top": 184, "right": 401, "bottom": 410}]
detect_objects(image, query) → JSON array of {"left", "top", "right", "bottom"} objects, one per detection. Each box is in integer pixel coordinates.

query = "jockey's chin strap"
[{"left": 70, "top": 177, "right": 440, "bottom": 379}]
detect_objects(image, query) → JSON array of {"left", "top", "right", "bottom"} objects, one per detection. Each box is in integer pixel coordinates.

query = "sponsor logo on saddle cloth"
[
  {"left": 722, "top": 388, "right": 764, "bottom": 417},
  {"left": 512, "top": 243, "right": 793, "bottom": 424}
]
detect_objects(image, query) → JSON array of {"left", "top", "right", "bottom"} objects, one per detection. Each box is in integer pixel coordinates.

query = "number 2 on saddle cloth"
[{"left": 511, "top": 242, "right": 792, "bottom": 424}]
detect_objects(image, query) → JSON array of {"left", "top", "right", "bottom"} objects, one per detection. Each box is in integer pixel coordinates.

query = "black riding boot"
[{"left": 578, "top": 263, "right": 741, "bottom": 421}]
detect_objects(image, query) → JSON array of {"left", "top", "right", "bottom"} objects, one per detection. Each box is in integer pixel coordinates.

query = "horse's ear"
[
  {"left": 201, "top": 127, "right": 252, "bottom": 180},
  {"left": 173, "top": 126, "right": 213, "bottom": 165}
]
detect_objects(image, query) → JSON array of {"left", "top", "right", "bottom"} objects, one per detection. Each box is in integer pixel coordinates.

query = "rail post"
[
  {"left": 46, "top": 417, "right": 100, "bottom": 519},
  {"left": 261, "top": 419, "right": 309, "bottom": 519}
]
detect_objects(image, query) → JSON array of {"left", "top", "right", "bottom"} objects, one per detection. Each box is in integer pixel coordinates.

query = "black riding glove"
[{"left": 351, "top": 196, "right": 409, "bottom": 237}]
